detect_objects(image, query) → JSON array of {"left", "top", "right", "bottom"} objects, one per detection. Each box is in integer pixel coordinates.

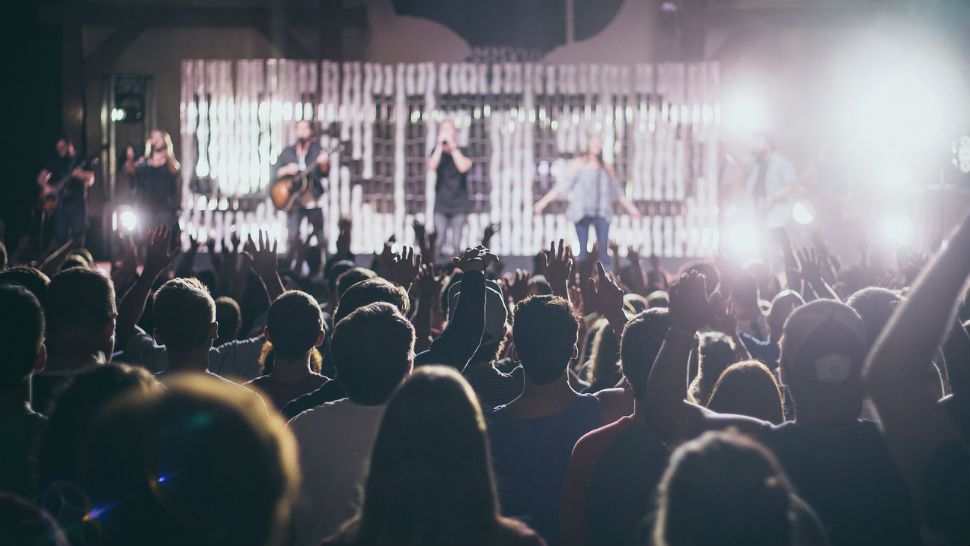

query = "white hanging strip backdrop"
[{"left": 179, "top": 59, "right": 720, "bottom": 257}]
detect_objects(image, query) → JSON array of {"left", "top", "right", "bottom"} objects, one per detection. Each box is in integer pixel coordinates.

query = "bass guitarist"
[
  {"left": 36, "top": 134, "right": 95, "bottom": 245},
  {"left": 273, "top": 120, "right": 330, "bottom": 250}
]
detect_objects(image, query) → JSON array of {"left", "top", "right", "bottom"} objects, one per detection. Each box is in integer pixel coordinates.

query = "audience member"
[
  {"left": 653, "top": 430, "right": 826, "bottom": 546},
  {"left": 76, "top": 374, "right": 298, "bottom": 545},
  {"left": 214, "top": 296, "right": 242, "bottom": 346},
  {"left": 560, "top": 308, "right": 671, "bottom": 546},
  {"left": 329, "top": 366, "right": 544, "bottom": 546},
  {"left": 686, "top": 331, "right": 737, "bottom": 406},
  {"left": 489, "top": 294, "right": 601, "bottom": 545},
  {"left": 246, "top": 291, "right": 328, "bottom": 410},
  {"left": 0, "top": 285, "right": 47, "bottom": 498},
  {"left": 288, "top": 302, "right": 414, "bottom": 546},
  {"left": 644, "top": 272, "right": 921, "bottom": 546},
  {"left": 707, "top": 360, "right": 785, "bottom": 423},
  {"left": 32, "top": 267, "right": 116, "bottom": 415}
]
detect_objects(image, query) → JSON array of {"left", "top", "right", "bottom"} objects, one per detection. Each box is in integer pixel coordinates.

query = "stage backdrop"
[{"left": 179, "top": 59, "right": 720, "bottom": 257}]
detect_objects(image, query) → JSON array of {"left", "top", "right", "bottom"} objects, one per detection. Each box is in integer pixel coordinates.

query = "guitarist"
[
  {"left": 274, "top": 120, "right": 330, "bottom": 250},
  {"left": 36, "top": 134, "right": 95, "bottom": 245}
]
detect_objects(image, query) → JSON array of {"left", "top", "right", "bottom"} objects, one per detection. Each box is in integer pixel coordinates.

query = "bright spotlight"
[
  {"left": 721, "top": 219, "right": 762, "bottom": 260},
  {"left": 792, "top": 201, "right": 815, "bottom": 225},
  {"left": 722, "top": 84, "right": 769, "bottom": 137},
  {"left": 880, "top": 213, "right": 914, "bottom": 247},
  {"left": 114, "top": 205, "right": 139, "bottom": 233}
]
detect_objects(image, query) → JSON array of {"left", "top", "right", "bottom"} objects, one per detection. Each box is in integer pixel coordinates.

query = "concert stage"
[{"left": 172, "top": 59, "right": 721, "bottom": 259}]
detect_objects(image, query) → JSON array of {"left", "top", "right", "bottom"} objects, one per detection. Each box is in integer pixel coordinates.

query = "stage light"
[
  {"left": 722, "top": 83, "right": 768, "bottom": 137},
  {"left": 721, "top": 218, "right": 762, "bottom": 260},
  {"left": 880, "top": 213, "right": 914, "bottom": 247},
  {"left": 113, "top": 205, "right": 139, "bottom": 234},
  {"left": 826, "top": 26, "right": 968, "bottom": 183},
  {"left": 792, "top": 201, "right": 815, "bottom": 225}
]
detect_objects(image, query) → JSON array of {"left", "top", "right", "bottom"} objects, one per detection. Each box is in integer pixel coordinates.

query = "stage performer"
[
  {"left": 533, "top": 133, "right": 640, "bottom": 265},
  {"left": 427, "top": 119, "right": 473, "bottom": 256},
  {"left": 274, "top": 120, "right": 329, "bottom": 250},
  {"left": 125, "top": 129, "right": 181, "bottom": 235},
  {"left": 746, "top": 133, "right": 798, "bottom": 229},
  {"left": 36, "top": 134, "right": 95, "bottom": 245}
]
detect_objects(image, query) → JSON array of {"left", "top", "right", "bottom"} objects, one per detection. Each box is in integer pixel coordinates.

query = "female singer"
[
  {"left": 125, "top": 129, "right": 181, "bottom": 234},
  {"left": 533, "top": 134, "right": 640, "bottom": 265}
]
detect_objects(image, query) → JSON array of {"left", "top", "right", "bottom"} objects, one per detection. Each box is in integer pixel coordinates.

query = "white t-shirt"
[{"left": 288, "top": 399, "right": 385, "bottom": 546}]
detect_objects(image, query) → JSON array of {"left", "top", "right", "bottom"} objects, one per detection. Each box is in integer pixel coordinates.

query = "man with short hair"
[
  {"left": 644, "top": 272, "right": 920, "bottom": 546},
  {"left": 32, "top": 267, "right": 117, "bottom": 414},
  {"left": 246, "top": 291, "right": 328, "bottom": 409},
  {"left": 489, "top": 294, "right": 602, "bottom": 545},
  {"left": 0, "top": 285, "right": 47, "bottom": 497},
  {"left": 288, "top": 302, "right": 415, "bottom": 546}
]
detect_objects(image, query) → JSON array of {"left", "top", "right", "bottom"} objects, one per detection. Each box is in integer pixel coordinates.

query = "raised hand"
[
  {"left": 385, "top": 245, "right": 421, "bottom": 288},
  {"left": 795, "top": 247, "right": 823, "bottom": 288},
  {"left": 336, "top": 216, "right": 353, "bottom": 257},
  {"left": 242, "top": 231, "right": 279, "bottom": 280},
  {"left": 505, "top": 268, "right": 532, "bottom": 304},
  {"left": 144, "top": 225, "right": 177, "bottom": 280},
  {"left": 483, "top": 223, "right": 500, "bottom": 246},
  {"left": 542, "top": 239, "right": 573, "bottom": 297},
  {"left": 454, "top": 245, "right": 499, "bottom": 273},
  {"left": 668, "top": 270, "right": 715, "bottom": 334},
  {"left": 586, "top": 261, "right": 625, "bottom": 319},
  {"left": 416, "top": 262, "right": 444, "bottom": 299}
]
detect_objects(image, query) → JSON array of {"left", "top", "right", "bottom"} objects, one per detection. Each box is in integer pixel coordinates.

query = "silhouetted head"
[
  {"left": 0, "top": 285, "right": 45, "bottom": 395},
  {"left": 779, "top": 300, "right": 867, "bottom": 426},
  {"left": 332, "top": 302, "right": 414, "bottom": 405},
  {"left": 654, "top": 430, "right": 817, "bottom": 546},
  {"left": 334, "top": 277, "right": 410, "bottom": 324},
  {"left": 77, "top": 374, "right": 299, "bottom": 546},
  {"left": 152, "top": 277, "right": 216, "bottom": 355},
  {"left": 265, "top": 291, "right": 324, "bottom": 362},
  {"left": 707, "top": 360, "right": 784, "bottom": 424},
  {"left": 45, "top": 268, "right": 116, "bottom": 364},
  {"left": 620, "top": 308, "right": 670, "bottom": 400},
  {"left": 348, "top": 366, "right": 519, "bottom": 546},
  {"left": 512, "top": 295, "right": 579, "bottom": 385}
]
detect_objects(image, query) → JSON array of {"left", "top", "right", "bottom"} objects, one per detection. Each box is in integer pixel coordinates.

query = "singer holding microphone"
[{"left": 427, "top": 119, "right": 473, "bottom": 256}]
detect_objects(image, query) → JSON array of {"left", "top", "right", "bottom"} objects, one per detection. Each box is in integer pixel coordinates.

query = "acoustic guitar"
[
  {"left": 269, "top": 144, "right": 343, "bottom": 212},
  {"left": 38, "top": 155, "right": 100, "bottom": 215}
]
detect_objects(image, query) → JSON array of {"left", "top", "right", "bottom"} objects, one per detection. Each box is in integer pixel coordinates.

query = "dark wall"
[{"left": 0, "top": 0, "right": 63, "bottom": 249}]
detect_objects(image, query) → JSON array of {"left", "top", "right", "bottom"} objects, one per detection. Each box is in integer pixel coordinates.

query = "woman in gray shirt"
[{"left": 534, "top": 134, "right": 640, "bottom": 266}]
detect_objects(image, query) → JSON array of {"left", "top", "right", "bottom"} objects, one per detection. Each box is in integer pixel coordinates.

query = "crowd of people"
[{"left": 0, "top": 209, "right": 968, "bottom": 546}]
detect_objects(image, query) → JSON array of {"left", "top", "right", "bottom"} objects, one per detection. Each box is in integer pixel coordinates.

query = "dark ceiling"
[{"left": 392, "top": 0, "right": 625, "bottom": 52}]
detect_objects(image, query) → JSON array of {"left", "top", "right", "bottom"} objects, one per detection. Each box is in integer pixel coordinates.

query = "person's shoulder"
[{"left": 573, "top": 416, "right": 634, "bottom": 457}]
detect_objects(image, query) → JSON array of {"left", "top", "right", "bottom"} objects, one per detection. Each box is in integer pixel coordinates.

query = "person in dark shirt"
[
  {"left": 31, "top": 268, "right": 117, "bottom": 416},
  {"left": 274, "top": 120, "right": 330, "bottom": 252},
  {"left": 560, "top": 308, "right": 671, "bottom": 546},
  {"left": 427, "top": 120, "right": 473, "bottom": 256},
  {"left": 124, "top": 129, "right": 180, "bottom": 236},
  {"left": 246, "top": 291, "right": 329, "bottom": 410},
  {"left": 36, "top": 135, "right": 94, "bottom": 245},
  {"left": 489, "top": 295, "right": 602, "bottom": 545},
  {"left": 644, "top": 272, "right": 920, "bottom": 546},
  {"left": 0, "top": 285, "right": 48, "bottom": 499}
]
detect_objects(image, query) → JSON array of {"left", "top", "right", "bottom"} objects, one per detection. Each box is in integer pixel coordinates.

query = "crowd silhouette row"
[{"left": 0, "top": 213, "right": 968, "bottom": 546}]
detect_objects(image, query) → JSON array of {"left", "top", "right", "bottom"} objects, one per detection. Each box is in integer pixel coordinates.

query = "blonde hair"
[{"left": 145, "top": 129, "right": 180, "bottom": 170}]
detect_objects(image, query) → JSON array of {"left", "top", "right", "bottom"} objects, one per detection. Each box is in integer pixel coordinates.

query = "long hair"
[
  {"left": 707, "top": 360, "right": 785, "bottom": 424},
  {"left": 345, "top": 367, "right": 524, "bottom": 546},
  {"left": 585, "top": 318, "right": 621, "bottom": 391},
  {"left": 654, "top": 430, "right": 806, "bottom": 546},
  {"left": 144, "top": 129, "right": 180, "bottom": 169}
]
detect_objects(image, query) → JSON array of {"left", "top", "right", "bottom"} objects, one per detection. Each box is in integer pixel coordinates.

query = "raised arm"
[
  {"left": 242, "top": 231, "right": 285, "bottom": 303},
  {"left": 414, "top": 246, "right": 495, "bottom": 371},
  {"left": 449, "top": 146, "right": 473, "bottom": 173},
  {"left": 643, "top": 271, "right": 712, "bottom": 443},
  {"left": 864, "top": 213, "right": 970, "bottom": 486},
  {"left": 116, "top": 226, "right": 176, "bottom": 350},
  {"left": 542, "top": 239, "right": 573, "bottom": 300},
  {"left": 587, "top": 261, "right": 629, "bottom": 336}
]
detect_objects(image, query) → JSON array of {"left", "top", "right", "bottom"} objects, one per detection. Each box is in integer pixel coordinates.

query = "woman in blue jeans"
[{"left": 533, "top": 134, "right": 640, "bottom": 265}]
